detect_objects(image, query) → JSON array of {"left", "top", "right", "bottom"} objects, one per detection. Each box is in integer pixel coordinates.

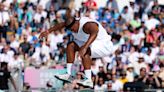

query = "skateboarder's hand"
[{"left": 39, "top": 30, "right": 49, "bottom": 39}]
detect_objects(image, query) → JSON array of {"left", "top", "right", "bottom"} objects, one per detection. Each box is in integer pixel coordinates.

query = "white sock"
[
  {"left": 67, "top": 63, "right": 72, "bottom": 75},
  {"left": 84, "top": 69, "right": 92, "bottom": 80}
]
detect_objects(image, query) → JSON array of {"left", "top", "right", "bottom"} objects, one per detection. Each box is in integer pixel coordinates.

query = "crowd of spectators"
[{"left": 0, "top": 0, "right": 164, "bottom": 91}]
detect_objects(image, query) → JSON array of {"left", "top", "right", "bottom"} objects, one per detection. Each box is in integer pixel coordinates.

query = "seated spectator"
[
  {"left": 95, "top": 64, "right": 107, "bottom": 84},
  {"left": 119, "top": 71, "right": 128, "bottom": 85},
  {"left": 158, "top": 64, "right": 164, "bottom": 87},
  {"left": 111, "top": 74, "right": 123, "bottom": 91},
  {"left": 126, "top": 64, "right": 135, "bottom": 82},
  {"left": 94, "top": 77, "right": 107, "bottom": 92},
  {"left": 145, "top": 71, "right": 162, "bottom": 89},
  {"left": 135, "top": 67, "right": 147, "bottom": 82},
  {"left": 132, "top": 53, "right": 148, "bottom": 75}
]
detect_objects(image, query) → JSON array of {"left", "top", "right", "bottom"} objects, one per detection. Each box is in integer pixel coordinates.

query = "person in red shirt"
[{"left": 84, "top": 0, "right": 97, "bottom": 10}]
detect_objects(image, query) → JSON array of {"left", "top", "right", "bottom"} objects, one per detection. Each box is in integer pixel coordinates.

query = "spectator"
[
  {"left": 84, "top": 0, "right": 97, "bottom": 10},
  {"left": 0, "top": 62, "right": 17, "bottom": 91},
  {"left": 145, "top": 71, "right": 162, "bottom": 89},
  {"left": 0, "top": 2, "right": 10, "bottom": 39},
  {"left": 159, "top": 64, "right": 164, "bottom": 87},
  {"left": 19, "top": 35, "right": 31, "bottom": 59},
  {"left": 132, "top": 54, "right": 148, "bottom": 75},
  {"left": 131, "top": 27, "right": 145, "bottom": 49},
  {"left": 119, "top": 71, "right": 128, "bottom": 85},
  {"left": 126, "top": 64, "right": 135, "bottom": 82},
  {"left": 111, "top": 74, "right": 123, "bottom": 91},
  {"left": 121, "top": 6, "right": 133, "bottom": 23},
  {"left": 94, "top": 77, "right": 107, "bottom": 92}
]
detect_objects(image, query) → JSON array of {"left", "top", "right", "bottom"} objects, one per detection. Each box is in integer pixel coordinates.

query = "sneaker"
[
  {"left": 76, "top": 79, "right": 93, "bottom": 88},
  {"left": 54, "top": 74, "right": 74, "bottom": 83}
]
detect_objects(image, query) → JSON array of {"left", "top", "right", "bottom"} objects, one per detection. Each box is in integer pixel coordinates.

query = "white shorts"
[{"left": 74, "top": 39, "right": 115, "bottom": 58}]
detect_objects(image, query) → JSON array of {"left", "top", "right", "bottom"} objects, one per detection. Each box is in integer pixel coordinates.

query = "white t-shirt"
[
  {"left": 145, "top": 18, "right": 160, "bottom": 30},
  {"left": 48, "top": 33, "right": 64, "bottom": 51},
  {"left": 132, "top": 61, "right": 147, "bottom": 75},
  {"left": 39, "top": 0, "right": 50, "bottom": 9},
  {"left": 0, "top": 51, "right": 14, "bottom": 62},
  {"left": 8, "top": 58, "right": 24, "bottom": 69},
  {"left": 0, "top": 11, "right": 10, "bottom": 25},
  {"left": 34, "top": 11, "right": 47, "bottom": 23},
  {"left": 128, "top": 52, "right": 140, "bottom": 63},
  {"left": 94, "top": 84, "right": 107, "bottom": 92},
  {"left": 10, "top": 40, "right": 20, "bottom": 49},
  {"left": 111, "top": 80, "right": 123, "bottom": 91},
  {"left": 131, "top": 33, "right": 145, "bottom": 46},
  {"left": 144, "top": 53, "right": 156, "bottom": 64}
]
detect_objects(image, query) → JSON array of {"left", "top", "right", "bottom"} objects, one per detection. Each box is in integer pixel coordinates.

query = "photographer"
[
  {"left": 145, "top": 71, "right": 162, "bottom": 89},
  {"left": 0, "top": 62, "right": 17, "bottom": 92}
]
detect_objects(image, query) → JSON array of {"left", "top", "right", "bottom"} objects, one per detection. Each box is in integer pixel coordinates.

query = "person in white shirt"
[
  {"left": 145, "top": 14, "right": 160, "bottom": 30},
  {"left": 33, "top": 5, "right": 47, "bottom": 23},
  {"left": 126, "top": 63, "right": 135, "bottom": 82},
  {"left": 39, "top": 8, "right": 115, "bottom": 88},
  {"left": 111, "top": 74, "right": 123, "bottom": 91},
  {"left": 131, "top": 27, "right": 145, "bottom": 48},
  {"left": 0, "top": 3, "right": 10, "bottom": 38},
  {"left": 0, "top": 45, "right": 14, "bottom": 63},
  {"left": 131, "top": 53, "right": 148, "bottom": 75},
  {"left": 8, "top": 53, "right": 23, "bottom": 70},
  {"left": 121, "top": 6, "right": 133, "bottom": 23},
  {"left": 9, "top": 35, "right": 20, "bottom": 51},
  {"left": 31, "top": 40, "right": 50, "bottom": 66},
  {"left": 94, "top": 77, "right": 107, "bottom": 92}
]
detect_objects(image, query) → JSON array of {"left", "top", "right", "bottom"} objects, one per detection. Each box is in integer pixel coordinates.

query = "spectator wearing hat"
[
  {"left": 132, "top": 53, "right": 148, "bottom": 75},
  {"left": 145, "top": 71, "right": 162, "bottom": 89},
  {"left": 126, "top": 63, "right": 135, "bottom": 82}
]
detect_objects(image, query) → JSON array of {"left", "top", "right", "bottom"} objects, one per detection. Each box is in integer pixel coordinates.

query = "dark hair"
[{"left": 0, "top": 62, "right": 8, "bottom": 71}]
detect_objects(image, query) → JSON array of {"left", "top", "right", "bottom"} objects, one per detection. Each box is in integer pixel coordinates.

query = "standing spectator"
[{"left": 0, "top": 62, "right": 17, "bottom": 91}]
